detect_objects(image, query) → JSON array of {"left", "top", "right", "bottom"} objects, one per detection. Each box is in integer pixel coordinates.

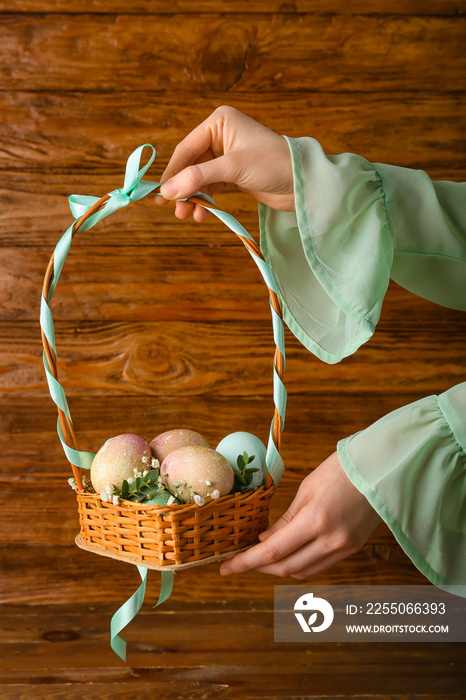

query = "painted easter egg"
[
  {"left": 90, "top": 434, "right": 150, "bottom": 493},
  {"left": 216, "top": 432, "right": 267, "bottom": 490},
  {"left": 161, "top": 445, "right": 234, "bottom": 504},
  {"left": 149, "top": 428, "right": 210, "bottom": 463}
]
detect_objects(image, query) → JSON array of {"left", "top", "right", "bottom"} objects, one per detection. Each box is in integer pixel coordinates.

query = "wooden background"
[{"left": 1, "top": 1, "right": 465, "bottom": 697}]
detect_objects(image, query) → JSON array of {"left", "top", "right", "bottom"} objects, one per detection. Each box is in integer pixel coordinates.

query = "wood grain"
[
  {"left": 1, "top": 392, "right": 438, "bottom": 476},
  {"left": 1, "top": 14, "right": 465, "bottom": 93},
  {"left": 3, "top": 0, "right": 466, "bottom": 14},
  {"left": 0, "top": 92, "right": 465, "bottom": 175},
  {"left": 1, "top": 2, "right": 465, "bottom": 695},
  {"left": 2, "top": 316, "right": 465, "bottom": 396},
  {"left": 2, "top": 605, "right": 465, "bottom": 697}
]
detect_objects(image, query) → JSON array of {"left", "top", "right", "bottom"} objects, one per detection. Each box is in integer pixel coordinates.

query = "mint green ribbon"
[
  {"left": 111, "top": 567, "right": 174, "bottom": 661},
  {"left": 41, "top": 144, "right": 287, "bottom": 661}
]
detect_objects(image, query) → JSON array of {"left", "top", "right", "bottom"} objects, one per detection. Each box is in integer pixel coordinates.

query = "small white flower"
[
  {"left": 142, "top": 469, "right": 149, "bottom": 477},
  {"left": 112, "top": 494, "right": 119, "bottom": 505},
  {"left": 127, "top": 478, "right": 135, "bottom": 486},
  {"left": 167, "top": 495, "right": 176, "bottom": 505},
  {"left": 105, "top": 482, "right": 114, "bottom": 493},
  {"left": 151, "top": 458, "right": 160, "bottom": 469},
  {"left": 172, "top": 480, "right": 183, "bottom": 488},
  {"left": 100, "top": 491, "right": 109, "bottom": 502},
  {"left": 211, "top": 489, "right": 220, "bottom": 499},
  {"left": 193, "top": 494, "right": 205, "bottom": 507},
  {"left": 205, "top": 479, "right": 212, "bottom": 487},
  {"left": 142, "top": 456, "right": 149, "bottom": 465},
  {"left": 68, "top": 477, "right": 77, "bottom": 491}
]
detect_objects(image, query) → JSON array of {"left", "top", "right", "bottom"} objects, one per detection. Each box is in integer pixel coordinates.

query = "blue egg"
[{"left": 216, "top": 432, "right": 267, "bottom": 491}]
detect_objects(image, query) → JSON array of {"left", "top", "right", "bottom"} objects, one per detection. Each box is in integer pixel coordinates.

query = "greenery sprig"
[
  {"left": 120, "top": 468, "right": 163, "bottom": 502},
  {"left": 233, "top": 452, "right": 260, "bottom": 492}
]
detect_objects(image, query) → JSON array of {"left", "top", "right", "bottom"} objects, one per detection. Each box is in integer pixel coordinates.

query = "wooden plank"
[
  {"left": 0, "top": 542, "right": 427, "bottom": 605},
  {"left": 0, "top": 478, "right": 397, "bottom": 548},
  {"left": 2, "top": 315, "right": 464, "bottom": 396},
  {"left": 0, "top": 173, "right": 259, "bottom": 248},
  {"left": 0, "top": 245, "right": 272, "bottom": 321},
  {"left": 1, "top": 15, "right": 465, "bottom": 93},
  {"left": 1, "top": 92, "right": 465, "bottom": 178},
  {"left": 0, "top": 392, "right": 435, "bottom": 476},
  {"left": 2, "top": 1, "right": 465, "bottom": 14},
  {"left": 1, "top": 604, "right": 465, "bottom": 696},
  {"left": 3, "top": 236, "right": 466, "bottom": 328}
]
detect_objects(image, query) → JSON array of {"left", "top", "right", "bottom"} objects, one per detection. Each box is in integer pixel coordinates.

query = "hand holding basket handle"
[
  {"left": 157, "top": 106, "right": 382, "bottom": 582},
  {"left": 156, "top": 105, "right": 296, "bottom": 220}
]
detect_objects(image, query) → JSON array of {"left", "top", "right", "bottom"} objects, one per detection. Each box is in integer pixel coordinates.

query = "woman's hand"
[
  {"left": 156, "top": 105, "right": 295, "bottom": 221},
  {"left": 219, "top": 451, "right": 382, "bottom": 579}
]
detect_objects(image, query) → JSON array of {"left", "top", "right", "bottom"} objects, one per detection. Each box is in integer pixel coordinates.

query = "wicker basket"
[{"left": 40, "top": 145, "right": 285, "bottom": 571}]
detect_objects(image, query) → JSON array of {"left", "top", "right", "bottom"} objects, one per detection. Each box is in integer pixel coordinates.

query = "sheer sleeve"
[
  {"left": 259, "top": 136, "right": 466, "bottom": 593},
  {"left": 259, "top": 136, "right": 466, "bottom": 363},
  {"left": 338, "top": 384, "right": 466, "bottom": 595}
]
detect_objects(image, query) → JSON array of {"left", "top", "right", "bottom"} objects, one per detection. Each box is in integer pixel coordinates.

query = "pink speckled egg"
[
  {"left": 149, "top": 428, "right": 209, "bottom": 464},
  {"left": 161, "top": 445, "right": 234, "bottom": 503},
  {"left": 90, "top": 433, "right": 150, "bottom": 493}
]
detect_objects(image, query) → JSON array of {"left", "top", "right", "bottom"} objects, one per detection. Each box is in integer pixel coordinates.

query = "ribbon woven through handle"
[{"left": 40, "top": 144, "right": 287, "bottom": 660}]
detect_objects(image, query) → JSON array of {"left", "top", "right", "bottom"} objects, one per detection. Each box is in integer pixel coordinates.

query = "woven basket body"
[
  {"left": 76, "top": 482, "right": 275, "bottom": 570},
  {"left": 41, "top": 146, "right": 286, "bottom": 571}
]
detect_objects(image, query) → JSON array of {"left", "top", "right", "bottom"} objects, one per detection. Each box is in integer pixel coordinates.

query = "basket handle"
[{"left": 40, "top": 144, "right": 287, "bottom": 492}]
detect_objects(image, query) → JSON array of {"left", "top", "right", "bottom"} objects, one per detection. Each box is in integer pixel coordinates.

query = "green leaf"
[
  {"left": 237, "top": 454, "right": 245, "bottom": 470},
  {"left": 243, "top": 451, "right": 249, "bottom": 464},
  {"left": 234, "top": 473, "right": 247, "bottom": 487},
  {"left": 247, "top": 454, "right": 256, "bottom": 465},
  {"left": 244, "top": 467, "right": 260, "bottom": 474},
  {"left": 121, "top": 480, "right": 129, "bottom": 499}
]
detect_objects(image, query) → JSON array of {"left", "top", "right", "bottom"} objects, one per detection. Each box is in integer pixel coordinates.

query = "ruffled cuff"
[
  {"left": 259, "top": 136, "right": 393, "bottom": 364},
  {"left": 337, "top": 383, "right": 466, "bottom": 596}
]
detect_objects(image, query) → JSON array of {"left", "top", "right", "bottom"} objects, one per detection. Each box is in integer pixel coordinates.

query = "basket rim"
[{"left": 77, "top": 480, "right": 276, "bottom": 512}]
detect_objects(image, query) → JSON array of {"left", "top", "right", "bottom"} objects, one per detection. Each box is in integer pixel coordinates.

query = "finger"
[
  {"left": 250, "top": 532, "right": 352, "bottom": 579},
  {"left": 161, "top": 115, "right": 223, "bottom": 185},
  {"left": 219, "top": 512, "right": 314, "bottom": 576},
  {"left": 192, "top": 204, "right": 212, "bottom": 223},
  {"left": 289, "top": 547, "right": 354, "bottom": 580},
  {"left": 160, "top": 154, "right": 237, "bottom": 201},
  {"left": 174, "top": 200, "right": 194, "bottom": 220},
  {"left": 258, "top": 500, "right": 305, "bottom": 541},
  {"left": 154, "top": 193, "right": 169, "bottom": 207}
]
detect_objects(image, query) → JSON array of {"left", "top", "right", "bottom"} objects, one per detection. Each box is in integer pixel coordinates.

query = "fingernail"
[
  {"left": 160, "top": 181, "right": 179, "bottom": 198},
  {"left": 154, "top": 194, "right": 165, "bottom": 205},
  {"left": 220, "top": 565, "right": 231, "bottom": 576}
]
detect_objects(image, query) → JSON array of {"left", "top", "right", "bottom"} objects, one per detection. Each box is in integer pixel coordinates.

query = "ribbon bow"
[{"left": 68, "top": 143, "right": 161, "bottom": 223}]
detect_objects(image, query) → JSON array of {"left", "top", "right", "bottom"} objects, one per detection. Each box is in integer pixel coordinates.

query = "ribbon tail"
[
  {"left": 110, "top": 565, "right": 148, "bottom": 661},
  {"left": 109, "top": 568, "right": 175, "bottom": 661},
  {"left": 154, "top": 570, "right": 175, "bottom": 608}
]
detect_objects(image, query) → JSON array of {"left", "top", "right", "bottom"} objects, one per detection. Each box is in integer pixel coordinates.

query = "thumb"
[{"left": 159, "top": 154, "right": 238, "bottom": 200}]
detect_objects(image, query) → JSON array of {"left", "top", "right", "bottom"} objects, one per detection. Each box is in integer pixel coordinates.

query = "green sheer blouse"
[{"left": 259, "top": 136, "right": 466, "bottom": 596}]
